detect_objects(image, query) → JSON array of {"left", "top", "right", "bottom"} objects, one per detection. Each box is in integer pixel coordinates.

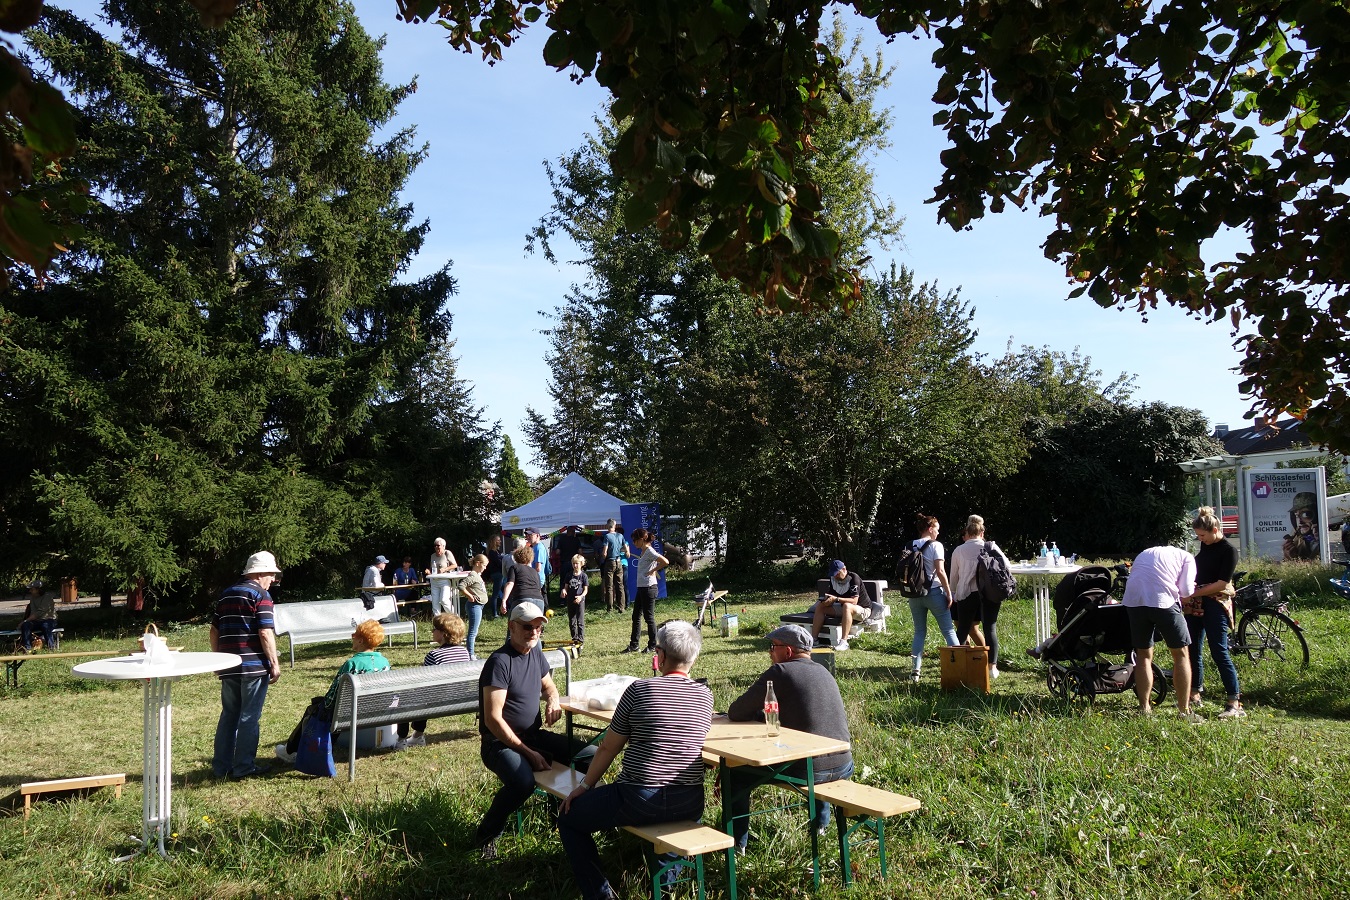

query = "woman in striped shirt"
[{"left": 557, "top": 621, "right": 713, "bottom": 900}]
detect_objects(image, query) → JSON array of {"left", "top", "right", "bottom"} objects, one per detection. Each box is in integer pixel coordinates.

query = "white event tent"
[{"left": 500, "top": 472, "right": 633, "bottom": 535}]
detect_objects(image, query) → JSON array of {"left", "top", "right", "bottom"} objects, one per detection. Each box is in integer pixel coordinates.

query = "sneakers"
[
  {"left": 477, "top": 839, "right": 499, "bottom": 861},
  {"left": 1189, "top": 693, "right": 1204, "bottom": 708},
  {"left": 274, "top": 744, "right": 297, "bottom": 764},
  {"left": 620, "top": 645, "right": 640, "bottom": 654},
  {"left": 910, "top": 670, "right": 921, "bottom": 684},
  {"left": 643, "top": 645, "right": 658, "bottom": 653},
  {"left": 834, "top": 640, "right": 849, "bottom": 652},
  {"left": 1177, "top": 710, "right": 1205, "bottom": 724},
  {"left": 1025, "top": 646, "right": 1042, "bottom": 660},
  {"left": 989, "top": 665, "right": 1001, "bottom": 680},
  {"left": 393, "top": 738, "right": 411, "bottom": 752},
  {"left": 407, "top": 732, "right": 427, "bottom": 747},
  {"left": 1218, "top": 704, "right": 1247, "bottom": 719}
]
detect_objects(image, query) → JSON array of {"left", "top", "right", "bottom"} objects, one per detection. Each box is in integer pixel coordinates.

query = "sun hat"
[
  {"left": 242, "top": 551, "right": 281, "bottom": 576},
  {"left": 766, "top": 624, "right": 813, "bottom": 653},
  {"left": 509, "top": 601, "right": 547, "bottom": 624}
]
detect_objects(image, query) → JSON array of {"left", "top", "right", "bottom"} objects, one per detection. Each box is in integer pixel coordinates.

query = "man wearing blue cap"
[
  {"left": 725, "top": 624, "right": 853, "bottom": 851},
  {"left": 809, "top": 560, "right": 869, "bottom": 651}
]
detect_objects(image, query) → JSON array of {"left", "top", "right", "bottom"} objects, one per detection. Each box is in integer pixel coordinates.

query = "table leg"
[
  {"left": 1033, "top": 575, "right": 1052, "bottom": 647},
  {"left": 720, "top": 758, "right": 739, "bottom": 900},
  {"left": 121, "top": 677, "right": 172, "bottom": 861},
  {"left": 806, "top": 756, "right": 819, "bottom": 891}
]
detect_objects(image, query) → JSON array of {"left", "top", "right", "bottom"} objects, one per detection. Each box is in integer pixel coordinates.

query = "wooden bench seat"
[
  {"left": 0, "top": 649, "right": 118, "bottom": 689},
  {"left": 6, "top": 773, "right": 125, "bottom": 817},
  {"left": 811, "top": 780, "right": 921, "bottom": 885},
  {"left": 530, "top": 764, "right": 733, "bottom": 900}
]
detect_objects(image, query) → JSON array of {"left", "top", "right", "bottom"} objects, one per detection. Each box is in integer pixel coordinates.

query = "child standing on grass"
[
  {"left": 394, "top": 612, "right": 471, "bottom": 751},
  {"left": 458, "top": 554, "right": 490, "bottom": 660},
  {"left": 560, "top": 553, "right": 588, "bottom": 649}
]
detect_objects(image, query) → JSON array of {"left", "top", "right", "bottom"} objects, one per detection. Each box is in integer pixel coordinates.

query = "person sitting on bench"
[
  {"left": 20, "top": 581, "right": 58, "bottom": 651},
  {"left": 810, "top": 560, "right": 870, "bottom": 651},
  {"left": 275, "top": 619, "right": 390, "bottom": 764}
]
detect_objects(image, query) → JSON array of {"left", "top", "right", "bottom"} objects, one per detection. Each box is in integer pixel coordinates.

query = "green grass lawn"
[{"left": 3, "top": 566, "right": 1350, "bottom": 899}]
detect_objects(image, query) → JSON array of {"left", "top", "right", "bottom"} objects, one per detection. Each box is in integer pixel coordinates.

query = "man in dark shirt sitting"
[
  {"left": 809, "top": 559, "right": 870, "bottom": 651},
  {"left": 472, "top": 601, "right": 574, "bottom": 859},
  {"left": 725, "top": 624, "right": 853, "bottom": 852}
]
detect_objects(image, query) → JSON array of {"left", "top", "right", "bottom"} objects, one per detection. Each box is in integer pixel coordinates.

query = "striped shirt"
[
  {"left": 212, "top": 581, "right": 275, "bottom": 677},
  {"left": 424, "top": 644, "right": 471, "bottom": 667},
  {"left": 611, "top": 675, "right": 713, "bottom": 786}
]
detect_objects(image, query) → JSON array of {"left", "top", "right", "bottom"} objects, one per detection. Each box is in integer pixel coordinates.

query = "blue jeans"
[
  {"left": 1186, "top": 599, "right": 1241, "bottom": 699},
  {"left": 558, "top": 781, "right": 705, "bottom": 900},
  {"left": 473, "top": 730, "right": 576, "bottom": 847},
  {"left": 488, "top": 573, "right": 504, "bottom": 619},
  {"left": 724, "top": 757, "right": 853, "bottom": 847},
  {"left": 465, "top": 601, "right": 484, "bottom": 659},
  {"left": 213, "top": 674, "right": 270, "bottom": 778},
  {"left": 20, "top": 619, "right": 55, "bottom": 650},
  {"left": 910, "top": 585, "right": 958, "bottom": 658}
]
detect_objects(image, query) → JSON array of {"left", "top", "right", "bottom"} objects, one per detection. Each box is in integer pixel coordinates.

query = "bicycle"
[{"left": 1227, "top": 573, "right": 1309, "bottom": 681}]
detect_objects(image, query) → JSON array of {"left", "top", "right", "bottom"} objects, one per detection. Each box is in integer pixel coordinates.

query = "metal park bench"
[{"left": 272, "top": 597, "right": 417, "bottom": 668}]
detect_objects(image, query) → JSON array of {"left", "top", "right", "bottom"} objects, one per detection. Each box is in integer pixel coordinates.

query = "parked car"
[
  {"left": 1222, "top": 505, "right": 1239, "bottom": 536},
  {"left": 774, "top": 530, "right": 807, "bottom": 558}
]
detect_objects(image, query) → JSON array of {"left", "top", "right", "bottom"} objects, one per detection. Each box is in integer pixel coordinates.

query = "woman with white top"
[
  {"left": 620, "top": 527, "right": 666, "bottom": 654},
  {"left": 908, "top": 513, "right": 958, "bottom": 682},
  {"left": 426, "top": 537, "right": 458, "bottom": 616},
  {"left": 948, "top": 514, "right": 1003, "bottom": 680}
]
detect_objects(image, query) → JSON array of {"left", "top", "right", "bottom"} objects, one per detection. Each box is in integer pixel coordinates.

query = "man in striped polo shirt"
[
  {"left": 209, "top": 551, "right": 283, "bottom": 780},
  {"left": 557, "top": 621, "right": 714, "bottom": 900}
]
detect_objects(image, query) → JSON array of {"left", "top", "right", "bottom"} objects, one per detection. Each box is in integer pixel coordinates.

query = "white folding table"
[{"left": 74, "top": 651, "right": 241, "bottom": 859}]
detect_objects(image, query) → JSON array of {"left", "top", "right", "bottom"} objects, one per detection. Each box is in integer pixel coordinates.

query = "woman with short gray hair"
[{"left": 557, "top": 619, "right": 712, "bottom": 900}]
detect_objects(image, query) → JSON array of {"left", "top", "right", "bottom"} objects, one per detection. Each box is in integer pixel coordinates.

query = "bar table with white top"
[
  {"left": 428, "top": 571, "right": 470, "bottom": 616},
  {"left": 1009, "top": 562, "right": 1081, "bottom": 647},
  {"left": 73, "top": 651, "right": 241, "bottom": 859}
]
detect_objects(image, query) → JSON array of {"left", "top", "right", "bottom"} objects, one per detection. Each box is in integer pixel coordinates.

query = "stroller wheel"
[
  {"left": 1069, "top": 669, "right": 1096, "bottom": 705},
  {"left": 1047, "top": 666, "right": 1069, "bottom": 700},
  {"left": 1149, "top": 661, "right": 1169, "bottom": 706}
]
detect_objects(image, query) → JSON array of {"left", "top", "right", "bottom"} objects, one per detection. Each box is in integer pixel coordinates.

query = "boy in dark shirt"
[{"left": 560, "top": 554, "right": 589, "bottom": 648}]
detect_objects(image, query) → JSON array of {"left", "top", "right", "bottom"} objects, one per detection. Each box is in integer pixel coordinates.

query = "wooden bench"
[
  {"left": 779, "top": 579, "right": 891, "bottom": 646},
  {"left": 0, "top": 626, "right": 65, "bottom": 651},
  {"left": 6, "top": 774, "right": 125, "bottom": 817},
  {"left": 0, "top": 649, "right": 118, "bottom": 689},
  {"left": 272, "top": 597, "right": 417, "bottom": 668},
  {"left": 811, "top": 779, "right": 920, "bottom": 884},
  {"left": 531, "top": 763, "right": 732, "bottom": 900},
  {"left": 329, "top": 649, "right": 570, "bottom": 781}
]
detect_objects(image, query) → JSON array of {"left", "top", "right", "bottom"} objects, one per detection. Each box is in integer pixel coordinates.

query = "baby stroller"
[{"left": 1042, "top": 566, "right": 1167, "bottom": 705}]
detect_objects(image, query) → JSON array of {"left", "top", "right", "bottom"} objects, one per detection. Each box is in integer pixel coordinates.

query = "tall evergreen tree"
[
  {"left": 493, "top": 435, "right": 533, "bottom": 512},
  {"left": 0, "top": 0, "right": 483, "bottom": 602}
]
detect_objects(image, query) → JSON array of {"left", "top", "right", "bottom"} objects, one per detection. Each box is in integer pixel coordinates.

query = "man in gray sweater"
[{"left": 725, "top": 624, "right": 853, "bottom": 852}]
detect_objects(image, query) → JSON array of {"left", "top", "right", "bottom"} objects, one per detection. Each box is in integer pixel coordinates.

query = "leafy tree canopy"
[{"left": 392, "top": 0, "right": 1349, "bottom": 447}]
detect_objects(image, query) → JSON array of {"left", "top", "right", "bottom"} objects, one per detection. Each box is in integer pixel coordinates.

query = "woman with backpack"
[
  {"left": 907, "top": 514, "right": 958, "bottom": 682},
  {"left": 948, "top": 514, "right": 1002, "bottom": 680}
]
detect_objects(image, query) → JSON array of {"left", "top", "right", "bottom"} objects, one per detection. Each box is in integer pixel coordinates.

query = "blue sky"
[{"left": 55, "top": 2, "right": 1259, "bottom": 474}]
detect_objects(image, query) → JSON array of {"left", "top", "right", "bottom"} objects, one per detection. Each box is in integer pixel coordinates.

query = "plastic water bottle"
[{"left": 764, "top": 680, "right": 780, "bottom": 736}]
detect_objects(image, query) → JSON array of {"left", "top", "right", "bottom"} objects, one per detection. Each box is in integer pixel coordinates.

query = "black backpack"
[
  {"left": 975, "top": 541, "right": 1017, "bottom": 604},
  {"left": 896, "top": 540, "right": 934, "bottom": 597}
]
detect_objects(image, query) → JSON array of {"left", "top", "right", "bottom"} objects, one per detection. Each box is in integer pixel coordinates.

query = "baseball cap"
[
  {"left": 242, "top": 551, "right": 281, "bottom": 576},
  {"left": 829, "top": 559, "right": 846, "bottom": 577},
  {"left": 509, "top": 601, "right": 547, "bottom": 624},
  {"left": 375, "top": 555, "right": 389, "bottom": 564},
  {"left": 766, "top": 624, "right": 813, "bottom": 653},
  {"left": 523, "top": 527, "right": 540, "bottom": 537}
]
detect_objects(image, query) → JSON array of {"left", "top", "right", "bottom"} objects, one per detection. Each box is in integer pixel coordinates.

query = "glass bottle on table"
[{"left": 764, "top": 680, "right": 780, "bottom": 736}]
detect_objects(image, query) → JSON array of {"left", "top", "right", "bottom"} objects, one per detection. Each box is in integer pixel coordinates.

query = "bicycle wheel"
[{"left": 1236, "top": 608, "right": 1310, "bottom": 678}]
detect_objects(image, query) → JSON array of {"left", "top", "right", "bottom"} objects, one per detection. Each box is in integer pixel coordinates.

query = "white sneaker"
[
  {"left": 274, "top": 743, "right": 296, "bottom": 764},
  {"left": 989, "top": 665, "right": 1000, "bottom": 680},
  {"left": 407, "top": 733, "right": 427, "bottom": 748},
  {"left": 393, "top": 737, "right": 412, "bottom": 752},
  {"left": 834, "top": 639, "right": 849, "bottom": 651}
]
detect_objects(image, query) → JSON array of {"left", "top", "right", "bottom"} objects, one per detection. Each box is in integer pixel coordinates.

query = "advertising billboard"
[{"left": 1241, "top": 467, "right": 1329, "bottom": 563}]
